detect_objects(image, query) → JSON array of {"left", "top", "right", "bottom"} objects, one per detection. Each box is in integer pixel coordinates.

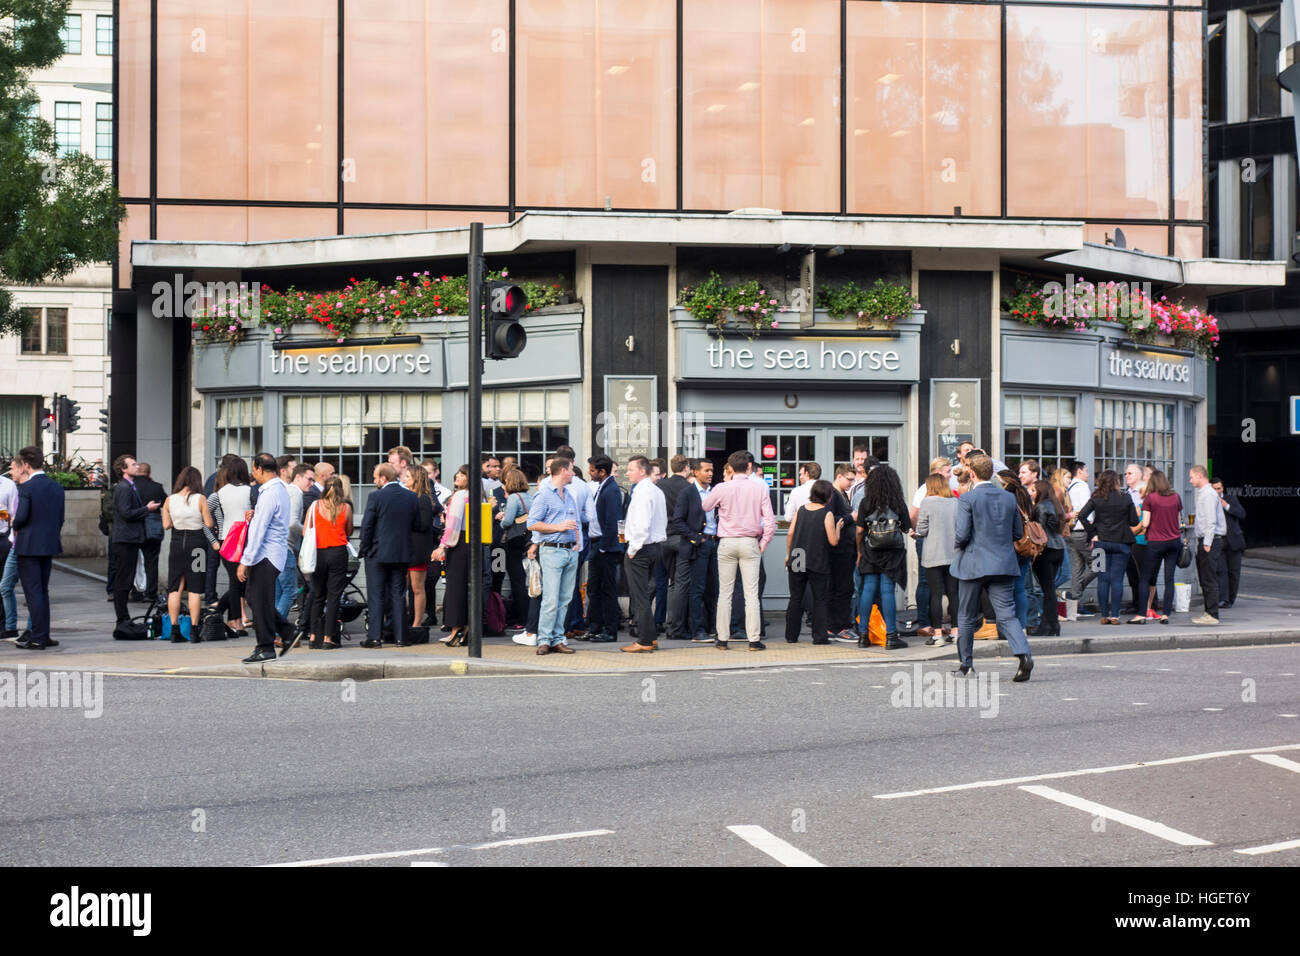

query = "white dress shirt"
[
  {"left": 1067, "top": 478, "right": 1091, "bottom": 531},
  {"left": 0, "top": 474, "right": 17, "bottom": 542},
  {"left": 624, "top": 476, "right": 666, "bottom": 558},
  {"left": 783, "top": 478, "right": 813, "bottom": 523}
]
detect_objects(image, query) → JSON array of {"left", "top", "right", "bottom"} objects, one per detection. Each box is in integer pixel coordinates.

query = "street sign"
[{"left": 1291, "top": 395, "right": 1300, "bottom": 434}]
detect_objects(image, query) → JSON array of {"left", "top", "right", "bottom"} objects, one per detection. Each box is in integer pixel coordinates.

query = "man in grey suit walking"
[{"left": 950, "top": 452, "right": 1033, "bottom": 681}]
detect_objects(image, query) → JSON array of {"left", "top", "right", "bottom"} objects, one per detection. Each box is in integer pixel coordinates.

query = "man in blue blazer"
[
  {"left": 359, "top": 463, "right": 419, "bottom": 648},
  {"left": 584, "top": 455, "right": 624, "bottom": 642},
  {"left": 10, "top": 446, "right": 65, "bottom": 650},
  {"left": 950, "top": 452, "right": 1033, "bottom": 681}
]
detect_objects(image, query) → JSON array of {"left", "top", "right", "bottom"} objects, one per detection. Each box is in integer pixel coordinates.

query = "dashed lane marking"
[
  {"left": 726, "top": 825, "right": 825, "bottom": 867},
  {"left": 1236, "top": 838, "right": 1300, "bottom": 856},
  {"left": 260, "top": 829, "right": 615, "bottom": 867},
  {"left": 1019, "top": 786, "right": 1213, "bottom": 847},
  {"left": 1251, "top": 753, "right": 1300, "bottom": 774}
]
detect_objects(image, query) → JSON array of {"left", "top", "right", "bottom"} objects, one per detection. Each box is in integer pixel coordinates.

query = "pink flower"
[
  {"left": 273, "top": 327, "right": 282, "bottom": 334},
  {"left": 770, "top": 320, "right": 778, "bottom": 328},
  {"left": 337, "top": 336, "right": 344, "bottom": 343},
  {"left": 768, "top": 299, "right": 777, "bottom": 305}
]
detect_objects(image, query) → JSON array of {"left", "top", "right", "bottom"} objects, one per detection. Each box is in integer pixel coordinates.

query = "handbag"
[
  {"left": 1176, "top": 530, "right": 1194, "bottom": 569},
  {"left": 133, "top": 551, "right": 147, "bottom": 592},
  {"left": 503, "top": 493, "right": 530, "bottom": 543},
  {"left": 298, "top": 502, "right": 318, "bottom": 574},
  {"left": 864, "top": 508, "right": 905, "bottom": 550},
  {"left": 218, "top": 520, "right": 249, "bottom": 564},
  {"left": 1014, "top": 508, "right": 1047, "bottom": 559},
  {"left": 526, "top": 556, "right": 542, "bottom": 597}
]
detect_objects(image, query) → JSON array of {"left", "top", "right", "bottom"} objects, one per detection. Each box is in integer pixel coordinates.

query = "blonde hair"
[
  {"left": 1051, "top": 467, "right": 1071, "bottom": 499},
  {"left": 925, "top": 473, "right": 953, "bottom": 498},
  {"left": 928, "top": 457, "right": 951, "bottom": 474}
]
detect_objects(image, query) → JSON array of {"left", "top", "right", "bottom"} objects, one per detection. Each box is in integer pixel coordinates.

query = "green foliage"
[
  {"left": 816, "top": 279, "right": 917, "bottom": 327},
  {"left": 0, "top": 1, "right": 125, "bottom": 336},
  {"left": 48, "top": 470, "right": 84, "bottom": 489},
  {"left": 679, "top": 272, "right": 782, "bottom": 338}
]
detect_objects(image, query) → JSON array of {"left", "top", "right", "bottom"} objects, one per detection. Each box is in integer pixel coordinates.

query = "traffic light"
[
  {"left": 98, "top": 406, "right": 110, "bottom": 434},
  {"left": 58, "top": 395, "right": 81, "bottom": 432},
  {"left": 39, "top": 406, "right": 55, "bottom": 431},
  {"left": 484, "top": 280, "right": 527, "bottom": 360}
]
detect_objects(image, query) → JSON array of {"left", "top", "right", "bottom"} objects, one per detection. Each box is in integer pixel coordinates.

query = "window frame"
[
  {"left": 1003, "top": 393, "right": 1080, "bottom": 476},
  {"left": 96, "top": 14, "right": 113, "bottom": 56},
  {"left": 95, "top": 103, "right": 112, "bottom": 160},
  {"left": 54, "top": 101, "right": 81, "bottom": 157},
  {"left": 61, "top": 13, "right": 81, "bottom": 55}
]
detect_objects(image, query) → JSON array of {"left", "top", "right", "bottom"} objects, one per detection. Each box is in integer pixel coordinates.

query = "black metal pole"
[{"left": 467, "top": 222, "right": 484, "bottom": 659}]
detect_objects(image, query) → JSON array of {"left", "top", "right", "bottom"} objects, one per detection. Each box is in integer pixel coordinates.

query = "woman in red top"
[
  {"left": 1134, "top": 470, "right": 1183, "bottom": 624},
  {"left": 307, "top": 476, "right": 353, "bottom": 649}
]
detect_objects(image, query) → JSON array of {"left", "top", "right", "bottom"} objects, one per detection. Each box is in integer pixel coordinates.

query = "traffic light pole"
[{"left": 467, "top": 222, "right": 484, "bottom": 659}]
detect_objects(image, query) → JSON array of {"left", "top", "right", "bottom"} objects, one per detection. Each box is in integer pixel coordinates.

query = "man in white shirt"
[
  {"left": 1063, "top": 459, "right": 1097, "bottom": 602},
  {"left": 782, "top": 462, "right": 820, "bottom": 523},
  {"left": 0, "top": 472, "right": 19, "bottom": 639},
  {"left": 1189, "top": 465, "right": 1226, "bottom": 624},
  {"left": 621, "top": 454, "right": 667, "bottom": 653}
]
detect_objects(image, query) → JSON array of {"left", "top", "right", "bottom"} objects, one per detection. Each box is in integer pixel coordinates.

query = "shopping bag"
[
  {"left": 1173, "top": 582, "right": 1191, "bottom": 613},
  {"left": 133, "top": 551, "right": 147, "bottom": 592},
  {"left": 854, "top": 606, "right": 888, "bottom": 646},
  {"left": 298, "top": 503, "right": 318, "bottom": 574},
  {"left": 218, "top": 520, "right": 248, "bottom": 564},
  {"left": 526, "top": 557, "right": 542, "bottom": 598}
]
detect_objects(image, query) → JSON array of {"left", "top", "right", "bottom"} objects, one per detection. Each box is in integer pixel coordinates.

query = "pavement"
[
  {"left": 11, "top": 551, "right": 1298, "bottom": 681},
  {"left": 0, "top": 642, "right": 1296, "bottom": 868}
]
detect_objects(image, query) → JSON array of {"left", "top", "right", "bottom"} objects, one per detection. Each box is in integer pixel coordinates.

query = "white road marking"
[
  {"left": 410, "top": 861, "right": 450, "bottom": 867},
  {"left": 1282, "top": 673, "right": 1296, "bottom": 677},
  {"left": 1103, "top": 665, "right": 1118, "bottom": 669},
  {"left": 1224, "top": 671, "right": 1242, "bottom": 675},
  {"left": 726, "top": 825, "right": 825, "bottom": 867},
  {"left": 1280, "top": 714, "right": 1299, "bottom": 718},
  {"left": 809, "top": 681, "right": 825, "bottom": 685},
  {"left": 1251, "top": 753, "right": 1300, "bottom": 774},
  {"left": 873, "top": 743, "right": 1300, "bottom": 799},
  {"left": 1235, "top": 838, "right": 1300, "bottom": 856},
  {"left": 1157, "top": 668, "right": 1172, "bottom": 672},
  {"left": 1062, "top": 697, "right": 1079, "bottom": 701},
  {"left": 260, "top": 829, "right": 615, "bottom": 867},
  {"left": 1133, "top": 702, "right": 1149, "bottom": 706},
  {"left": 1019, "top": 786, "right": 1213, "bottom": 847},
  {"left": 1203, "top": 708, "right": 1223, "bottom": 712}
]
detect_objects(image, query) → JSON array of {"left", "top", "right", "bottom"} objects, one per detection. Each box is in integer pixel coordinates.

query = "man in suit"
[
  {"left": 1211, "top": 479, "right": 1246, "bottom": 608},
  {"left": 661, "top": 454, "right": 703, "bottom": 641},
  {"left": 109, "top": 454, "right": 160, "bottom": 632},
  {"left": 359, "top": 462, "right": 418, "bottom": 648},
  {"left": 585, "top": 455, "right": 623, "bottom": 642},
  {"left": 950, "top": 452, "right": 1033, "bottom": 681},
  {"left": 135, "top": 462, "right": 167, "bottom": 603},
  {"left": 10, "top": 446, "right": 65, "bottom": 650}
]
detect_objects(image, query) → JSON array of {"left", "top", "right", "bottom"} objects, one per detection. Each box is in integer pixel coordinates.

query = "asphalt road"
[{"left": 1, "top": 643, "right": 1296, "bottom": 867}]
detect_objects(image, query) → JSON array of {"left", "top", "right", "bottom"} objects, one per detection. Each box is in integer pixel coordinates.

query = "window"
[
  {"left": 19, "top": 307, "right": 68, "bottom": 355},
  {"left": 1004, "top": 395, "right": 1077, "bottom": 476},
  {"left": 213, "top": 396, "right": 265, "bottom": 468},
  {"left": 61, "top": 14, "right": 81, "bottom": 54},
  {"left": 0, "top": 397, "right": 38, "bottom": 455},
  {"left": 1093, "top": 399, "right": 1175, "bottom": 478},
  {"left": 95, "top": 103, "right": 112, "bottom": 159},
  {"left": 1239, "top": 157, "right": 1273, "bottom": 260},
  {"left": 106, "top": 308, "right": 112, "bottom": 356},
  {"left": 1248, "top": 9, "right": 1281, "bottom": 120},
  {"left": 832, "top": 433, "right": 891, "bottom": 470},
  {"left": 96, "top": 15, "right": 113, "bottom": 55},
  {"left": 757, "top": 432, "right": 816, "bottom": 518},
  {"left": 481, "top": 388, "right": 570, "bottom": 480},
  {"left": 1207, "top": 19, "right": 1225, "bottom": 123},
  {"left": 54, "top": 102, "right": 80, "bottom": 156},
  {"left": 282, "top": 392, "right": 443, "bottom": 502}
]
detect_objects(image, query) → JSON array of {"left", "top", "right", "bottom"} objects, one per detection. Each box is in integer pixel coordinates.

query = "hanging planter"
[
  {"left": 816, "top": 278, "right": 918, "bottom": 329},
  {"left": 679, "top": 272, "right": 782, "bottom": 340}
]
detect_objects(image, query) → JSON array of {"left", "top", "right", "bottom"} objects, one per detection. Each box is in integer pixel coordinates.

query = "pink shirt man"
[{"left": 701, "top": 474, "right": 776, "bottom": 550}]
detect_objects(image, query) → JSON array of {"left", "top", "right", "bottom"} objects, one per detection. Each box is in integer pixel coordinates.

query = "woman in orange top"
[{"left": 307, "top": 476, "right": 353, "bottom": 649}]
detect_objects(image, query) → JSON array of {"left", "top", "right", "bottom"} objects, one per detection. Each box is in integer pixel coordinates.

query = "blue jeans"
[
  {"left": 914, "top": 538, "right": 931, "bottom": 628},
  {"left": 1055, "top": 547, "right": 1071, "bottom": 589},
  {"left": 274, "top": 545, "right": 298, "bottom": 622},
  {"left": 1014, "top": 555, "right": 1032, "bottom": 628},
  {"left": 856, "top": 572, "right": 897, "bottom": 635},
  {"left": 688, "top": 537, "right": 718, "bottom": 637},
  {"left": 1, "top": 546, "right": 19, "bottom": 631},
  {"left": 538, "top": 546, "right": 579, "bottom": 646},
  {"left": 1096, "top": 540, "right": 1131, "bottom": 619}
]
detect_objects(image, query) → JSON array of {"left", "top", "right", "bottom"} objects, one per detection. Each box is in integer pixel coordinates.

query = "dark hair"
[
  {"left": 1032, "top": 478, "right": 1066, "bottom": 526},
  {"left": 1145, "top": 469, "right": 1174, "bottom": 499},
  {"left": 809, "top": 479, "right": 834, "bottom": 505},
  {"left": 999, "top": 473, "right": 1033, "bottom": 513},
  {"left": 111, "top": 453, "right": 132, "bottom": 480},
  {"left": 172, "top": 466, "right": 203, "bottom": 497},
  {"left": 1070, "top": 459, "right": 1088, "bottom": 476},
  {"left": 801, "top": 462, "right": 822, "bottom": 480},
  {"left": 549, "top": 457, "right": 572, "bottom": 477},
  {"left": 670, "top": 453, "right": 690, "bottom": 474},
  {"left": 865, "top": 455, "right": 881, "bottom": 471},
  {"left": 650, "top": 457, "right": 666, "bottom": 475},
  {"left": 859, "top": 463, "right": 906, "bottom": 520},
  {"left": 588, "top": 454, "right": 613, "bottom": 475},
  {"left": 555, "top": 445, "right": 576, "bottom": 461},
  {"left": 726, "top": 450, "right": 749, "bottom": 473},
  {"left": 15, "top": 446, "right": 41, "bottom": 470},
  {"left": 503, "top": 468, "right": 529, "bottom": 494},
  {"left": 275, "top": 454, "right": 295, "bottom": 473},
  {"left": 251, "top": 452, "right": 277, "bottom": 474},
  {"left": 480, "top": 452, "right": 499, "bottom": 464},
  {"left": 627, "top": 454, "right": 650, "bottom": 475},
  {"left": 1020, "top": 459, "right": 1041, "bottom": 479},
  {"left": 216, "top": 457, "right": 250, "bottom": 489},
  {"left": 291, "top": 463, "right": 313, "bottom": 480},
  {"left": 966, "top": 453, "right": 994, "bottom": 481},
  {"left": 1093, "top": 469, "right": 1121, "bottom": 500}
]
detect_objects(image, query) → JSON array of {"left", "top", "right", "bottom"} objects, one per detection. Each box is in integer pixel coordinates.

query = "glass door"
[{"left": 755, "top": 431, "right": 818, "bottom": 519}]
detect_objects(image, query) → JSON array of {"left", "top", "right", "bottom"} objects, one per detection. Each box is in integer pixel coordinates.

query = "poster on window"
[{"left": 932, "top": 379, "right": 979, "bottom": 461}]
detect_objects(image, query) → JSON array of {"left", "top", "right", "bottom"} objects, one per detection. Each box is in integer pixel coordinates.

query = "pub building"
[{"left": 123, "top": 212, "right": 1280, "bottom": 607}]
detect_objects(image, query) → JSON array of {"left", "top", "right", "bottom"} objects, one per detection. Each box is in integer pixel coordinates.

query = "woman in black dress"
[
  {"left": 784, "top": 479, "right": 842, "bottom": 644},
  {"left": 431, "top": 465, "right": 471, "bottom": 646},
  {"left": 402, "top": 464, "right": 440, "bottom": 630}
]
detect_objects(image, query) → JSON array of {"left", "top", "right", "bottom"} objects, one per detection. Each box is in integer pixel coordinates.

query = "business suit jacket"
[
  {"left": 659, "top": 475, "right": 690, "bottom": 524},
  {"left": 669, "top": 480, "right": 706, "bottom": 542},
  {"left": 593, "top": 477, "right": 624, "bottom": 553},
  {"left": 359, "top": 482, "right": 418, "bottom": 565},
  {"left": 13, "top": 473, "right": 65, "bottom": 556},
  {"left": 1222, "top": 493, "right": 1247, "bottom": 551},
  {"left": 302, "top": 483, "right": 322, "bottom": 513},
  {"left": 950, "top": 480, "right": 1023, "bottom": 581},
  {"left": 110, "top": 478, "right": 151, "bottom": 545}
]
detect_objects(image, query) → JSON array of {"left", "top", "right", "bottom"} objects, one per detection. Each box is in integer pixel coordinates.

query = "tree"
[{"left": 0, "top": 1, "right": 124, "bottom": 336}]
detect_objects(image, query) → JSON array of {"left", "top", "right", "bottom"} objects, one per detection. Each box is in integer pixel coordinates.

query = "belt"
[
  {"left": 704, "top": 533, "right": 720, "bottom": 540},
  {"left": 540, "top": 541, "right": 575, "bottom": 549}
]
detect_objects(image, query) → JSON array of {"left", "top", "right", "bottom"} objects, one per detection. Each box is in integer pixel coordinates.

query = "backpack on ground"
[
  {"left": 864, "top": 508, "right": 905, "bottom": 550},
  {"left": 484, "top": 591, "right": 507, "bottom": 636},
  {"left": 200, "top": 613, "right": 230, "bottom": 641},
  {"left": 1014, "top": 508, "right": 1047, "bottom": 559}
]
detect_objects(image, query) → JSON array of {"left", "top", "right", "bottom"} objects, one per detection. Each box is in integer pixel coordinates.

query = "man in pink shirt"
[{"left": 701, "top": 450, "right": 775, "bottom": 650}]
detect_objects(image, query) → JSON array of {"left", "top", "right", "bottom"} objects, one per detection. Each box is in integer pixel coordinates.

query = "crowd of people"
[{"left": 2, "top": 437, "right": 1249, "bottom": 669}]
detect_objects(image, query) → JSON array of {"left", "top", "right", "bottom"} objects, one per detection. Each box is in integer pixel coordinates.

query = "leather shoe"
[
  {"left": 714, "top": 639, "right": 728, "bottom": 650},
  {"left": 15, "top": 637, "right": 47, "bottom": 650},
  {"left": 395, "top": 641, "right": 413, "bottom": 647},
  {"left": 621, "top": 642, "right": 655, "bottom": 653},
  {"left": 589, "top": 632, "right": 616, "bottom": 643},
  {"left": 536, "top": 643, "right": 551, "bottom": 655},
  {"left": 884, "top": 636, "right": 908, "bottom": 649},
  {"left": 952, "top": 665, "right": 974, "bottom": 676},
  {"left": 1013, "top": 655, "right": 1034, "bottom": 682},
  {"left": 242, "top": 648, "right": 276, "bottom": 663},
  {"left": 550, "top": 643, "right": 575, "bottom": 654},
  {"left": 360, "top": 639, "right": 383, "bottom": 649}
]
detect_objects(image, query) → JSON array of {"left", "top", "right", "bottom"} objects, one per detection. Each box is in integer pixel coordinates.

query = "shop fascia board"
[
  {"left": 1043, "top": 243, "right": 1287, "bottom": 294},
  {"left": 131, "top": 212, "right": 1086, "bottom": 272}
]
